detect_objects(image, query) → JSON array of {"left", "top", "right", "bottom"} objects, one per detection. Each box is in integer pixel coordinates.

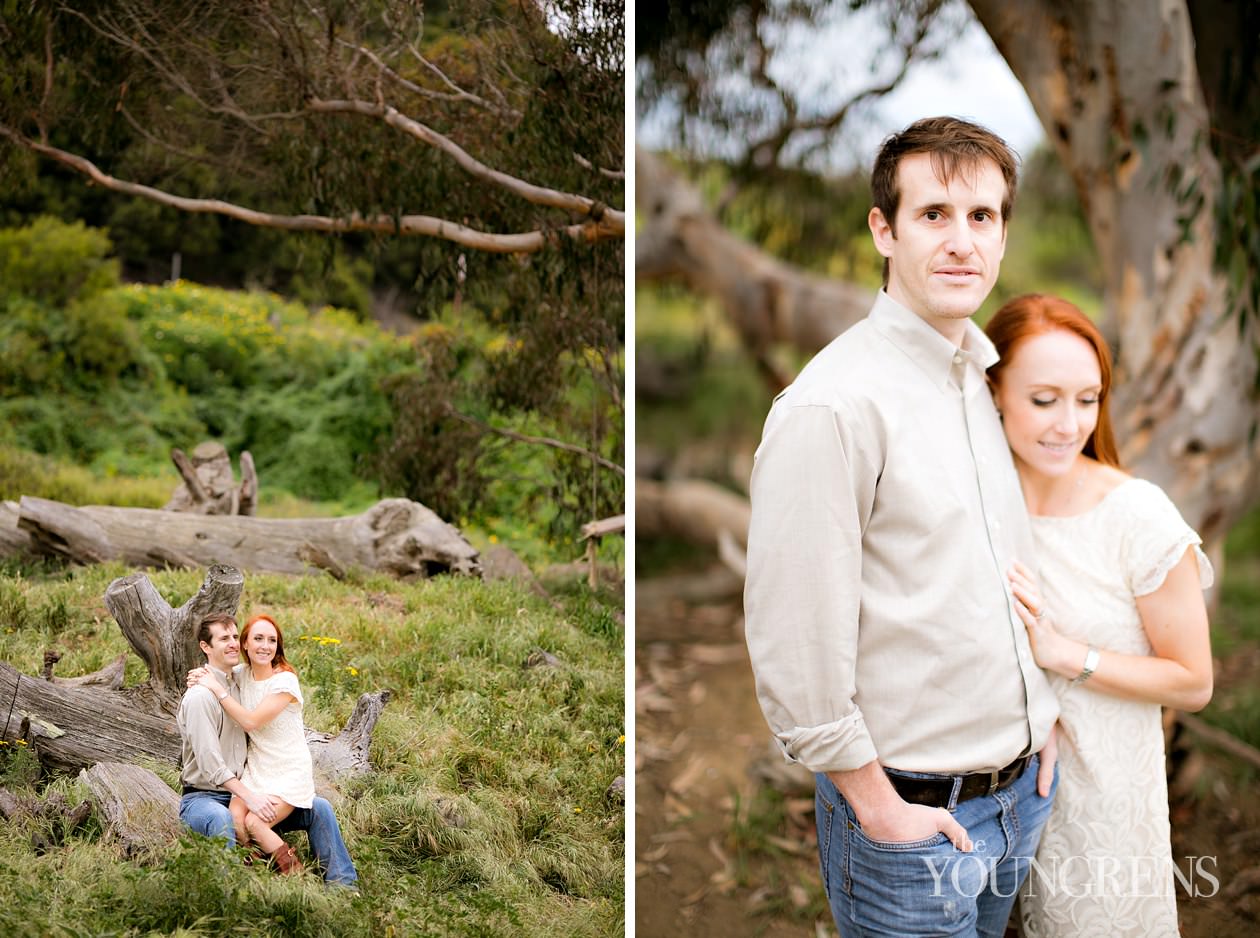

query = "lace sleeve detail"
[
  {"left": 268, "top": 670, "right": 304, "bottom": 705},
  {"left": 1123, "top": 481, "right": 1215, "bottom": 597}
]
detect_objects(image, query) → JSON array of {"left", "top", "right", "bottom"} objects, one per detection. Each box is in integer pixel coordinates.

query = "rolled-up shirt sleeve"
[
  {"left": 179, "top": 686, "right": 236, "bottom": 788},
  {"left": 744, "top": 400, "right": 879, "bottom": 773}
]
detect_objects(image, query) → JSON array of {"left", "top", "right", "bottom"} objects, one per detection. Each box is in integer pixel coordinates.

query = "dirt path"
[{"left": 634, "top": 572, "right": 1260, "bottom": 937}]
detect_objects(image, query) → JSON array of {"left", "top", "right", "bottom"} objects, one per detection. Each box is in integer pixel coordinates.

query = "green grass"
[{"left": 0, "top": 561, "right": 624, "bottom": 936}]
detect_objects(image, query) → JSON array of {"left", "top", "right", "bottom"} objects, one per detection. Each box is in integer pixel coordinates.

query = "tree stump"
[
  {"left": 79, "top": 762, "right": 182, "bottom": 860},
  {"left": 105, "top": 563, "right": 245, "bottom": 713},
  {"left": 163, "top": 442, "right": 258, "bottom": 516},
  {"left": 306, "top": 689, "right": 392, "bottom": 798},
  {"left": 13, "top": 496, "right": 481, "bottom": 578}
]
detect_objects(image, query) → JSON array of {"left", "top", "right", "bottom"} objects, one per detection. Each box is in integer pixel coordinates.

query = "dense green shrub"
[
  {"left": 0, "top": 218, "right": 623, "bottom": 536},
  {"left": 0, "top": 216, "right": 120, "bottom": 306}
]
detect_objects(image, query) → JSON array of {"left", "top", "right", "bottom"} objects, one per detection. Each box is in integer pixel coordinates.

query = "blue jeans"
[
  {"left": 179, "top": 789, "right": 358, "bottom": 886},
  {"left": 816, "top": 755, "right": 1057, "bottom": 937}
]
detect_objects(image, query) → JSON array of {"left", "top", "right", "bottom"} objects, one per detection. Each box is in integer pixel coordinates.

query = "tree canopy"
[{"left": 0, "top": 0, "right": 624, "bottom": 255}]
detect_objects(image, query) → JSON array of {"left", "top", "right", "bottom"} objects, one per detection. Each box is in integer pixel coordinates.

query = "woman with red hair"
[
  {"left": 190, "top": 614, "right": 315, "bottom": 874},
  {"left": 985, "top": 294, "right": 1213, "bottom": 937}
]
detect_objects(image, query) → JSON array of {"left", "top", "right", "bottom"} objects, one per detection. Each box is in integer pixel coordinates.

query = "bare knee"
[{"left": 244, "top": 811, "right": 271, "bottom": 835}]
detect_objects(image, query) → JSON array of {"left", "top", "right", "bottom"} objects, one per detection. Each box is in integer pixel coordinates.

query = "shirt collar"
[{"left": 868, "top": 290, "right": 998, "bottom": 389}]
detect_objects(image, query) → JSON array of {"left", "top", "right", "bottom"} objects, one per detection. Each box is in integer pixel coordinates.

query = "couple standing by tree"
[
  {"left": 744, "top": 117, "right": 1214, "bottom": 937},
  {"left": 176, "top": 612, "right": 357, "bottom": 886}
]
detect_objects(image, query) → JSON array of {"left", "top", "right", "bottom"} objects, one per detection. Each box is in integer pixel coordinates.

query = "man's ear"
[{"left": 869, "top": 207, "right": 895, "bottom": 258}]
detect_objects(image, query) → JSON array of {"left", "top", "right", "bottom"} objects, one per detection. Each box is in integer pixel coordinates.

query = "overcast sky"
[
  {"left": 636, "top": 8, "right": 1046, "bottom": 170},
  {"left": 864, "top": 19, "right": 1044, "bottom": 162}
]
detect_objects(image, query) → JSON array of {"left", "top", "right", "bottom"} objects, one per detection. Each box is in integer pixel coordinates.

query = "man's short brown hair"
[
  {"left": 196, "top": 613, "right": 237, "bottom": 648},
  {"left": 871, "top": 117, "right": 1019, "bottom": 284}
]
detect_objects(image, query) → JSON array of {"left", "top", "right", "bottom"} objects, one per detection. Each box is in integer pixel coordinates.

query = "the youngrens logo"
[{"left": 921, "top": 853, "right": 1220, "bottom": 899}]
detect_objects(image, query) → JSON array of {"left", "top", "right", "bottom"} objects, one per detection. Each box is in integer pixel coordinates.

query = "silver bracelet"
[{"left": 1071, "top": 645, "right": 1100, "bottom": 686}]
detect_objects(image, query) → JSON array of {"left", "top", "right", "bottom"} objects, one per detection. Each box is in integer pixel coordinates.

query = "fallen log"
[
  {"left": 636, "top": 477, "right": 751, "bottom": 550},
  {"left": 0, "top": 499, "right": 32, "bottom": 556},
  {"left": 14, "top": 495, "right": 481, "bottom": 578},
  {"left": 164, "top": 441, "right": 257, "bottom": 516},
  {"left": 0, "top": 661, "right": 182, "bottom": 774},
  {"left": 79, "top": 761, "right": 182, "bottom": 860},
  {"left": 1177, "top": 711, "right": 1260, "bottom": 772}
]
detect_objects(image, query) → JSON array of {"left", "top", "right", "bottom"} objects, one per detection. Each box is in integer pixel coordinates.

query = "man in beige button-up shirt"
[
  {"left": 744, "top": 117, "right": 1059, "bottom": 938},
  {"left": 176, "top": 613, "right": 359, "bottom": 885}
]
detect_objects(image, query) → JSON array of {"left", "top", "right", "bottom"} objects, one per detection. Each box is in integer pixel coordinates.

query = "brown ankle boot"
[{"left": 271, "top": 843, "right": 303, "bottom": 875}]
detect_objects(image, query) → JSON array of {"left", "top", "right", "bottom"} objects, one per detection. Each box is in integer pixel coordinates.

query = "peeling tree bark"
[
  {"left": 960, "top": 0, "right": 1259, "bottom": 546},
  {"left": 12, "top": 496, "right": 481, "bottom": 578}
]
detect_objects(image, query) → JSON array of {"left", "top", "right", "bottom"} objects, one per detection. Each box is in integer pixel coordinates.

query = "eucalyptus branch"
[
  {"left": 0, "top": 125, "right": 620, "bottom": 254},
  {"left": 336, "top": 38, "right": 520, "bottom": 118},
  {"left": 38, "top": 16, "right": 53, "bottom": 143},
  {"left": 447, "top": 408, "right": 624, "bottom": 476},
  {"left": 117, "top": 105, "right": 233, "bottom": 173},
  {"left": 305, "top": 98, "right": 625, "bottom": 230},
  {"left": 574, "top": 152, "right": 625, "bottom": 180}
]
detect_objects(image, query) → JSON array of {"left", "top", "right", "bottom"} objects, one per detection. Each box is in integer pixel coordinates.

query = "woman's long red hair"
[
  {"left": 985, "top": 293, "right": 1122, "bottom": 468},
  {"left": 241, "top": 614, "right": 296, "bottom": 674}
]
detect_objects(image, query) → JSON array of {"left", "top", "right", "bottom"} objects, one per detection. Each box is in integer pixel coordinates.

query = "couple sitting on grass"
[{"left": 176, "top": 612, "right": 357, "bottom": 886}]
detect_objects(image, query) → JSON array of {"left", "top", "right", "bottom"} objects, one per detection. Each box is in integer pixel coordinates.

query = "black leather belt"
[{"left": 885, "top": 755, "right": 1030, "bottom": 809}]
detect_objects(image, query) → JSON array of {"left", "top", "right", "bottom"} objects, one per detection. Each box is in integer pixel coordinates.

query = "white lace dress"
[
  {"left": 236, "top": 666, "right": 315, "bottom": 809},
  {"left": 1020, "top": 479, "right": 1212, "bottom": 938}
]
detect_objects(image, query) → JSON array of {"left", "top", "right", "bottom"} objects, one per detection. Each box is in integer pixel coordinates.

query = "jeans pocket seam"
[{"left": 853, "top": 829, "right": 951, "bottom": 852}]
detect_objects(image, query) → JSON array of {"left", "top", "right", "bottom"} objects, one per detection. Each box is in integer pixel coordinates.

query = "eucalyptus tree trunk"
[{"left": 968, "top": 0, "right": 1258, "bottom": 547}]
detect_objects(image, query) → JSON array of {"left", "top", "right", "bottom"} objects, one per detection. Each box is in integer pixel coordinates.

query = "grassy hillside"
[
  {"left": 0, "top": 559, "right": 624, "bottom": 937},
  {"left": 0, "top": 217, "right": 623, "bottom": 545}
]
